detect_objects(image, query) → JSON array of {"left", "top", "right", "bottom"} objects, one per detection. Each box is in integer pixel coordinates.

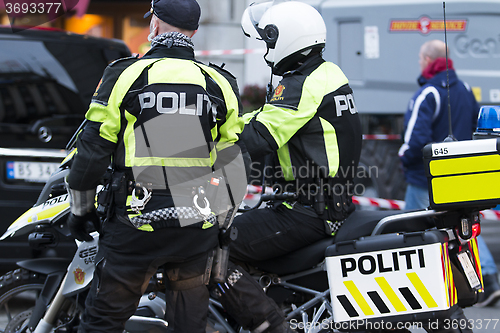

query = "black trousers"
[
  {"left": 217, "top": 202, "right": 328, "bottom": 332},
  {"left": 230, "top": 201, "right": 327, "bottom": 262},
  {"left": 78, "top": 217, "right": 219, "bottom": 333}
]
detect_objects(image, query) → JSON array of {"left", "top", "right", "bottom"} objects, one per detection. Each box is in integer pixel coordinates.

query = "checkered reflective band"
[
  {"left": 227, "top": 269, "right": 243, "bottom": 286},
  {"left": 325, "top": 219, "right": 344, "bottom": 236},
  {"left": 130, "top": 206, "right": 216, "bottom": 229}
]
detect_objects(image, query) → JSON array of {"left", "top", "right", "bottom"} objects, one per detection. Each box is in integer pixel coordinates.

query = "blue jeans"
[
  {"left": 404, "top": 183, "right": 430, "bottom": 210},
  {"left": 404, "top": 184, "right": 498, "bottom": 275},
  {"left": 477, "top": 234, "right": 498, "bottom": 275}
]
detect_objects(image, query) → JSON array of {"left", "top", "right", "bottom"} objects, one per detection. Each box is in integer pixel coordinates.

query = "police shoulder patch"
[{"left": 270, "top": 84, "right": 285, "bottom": 102}]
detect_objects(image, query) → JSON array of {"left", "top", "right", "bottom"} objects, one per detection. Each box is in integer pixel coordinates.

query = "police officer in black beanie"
[{"left": 67, "top": 0, "right": 247, "bottom": 332}]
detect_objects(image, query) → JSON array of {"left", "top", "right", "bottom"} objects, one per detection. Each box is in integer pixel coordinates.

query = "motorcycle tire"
[{"left": 0, "top": 268, "right": 46, "bottom": 332}]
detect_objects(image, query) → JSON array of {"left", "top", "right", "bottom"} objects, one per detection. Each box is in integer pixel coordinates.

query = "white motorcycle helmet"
[{"left": 241, "top": 0, "right": 326, "bottom": 74}]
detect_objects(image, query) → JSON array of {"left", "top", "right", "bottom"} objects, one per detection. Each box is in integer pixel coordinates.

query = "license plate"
[
  {"left": 457, "top": 251, "right": 482, "bottom": 290},
  {"left": 6, "top": 161, "right": 60, "bottom": 183}
]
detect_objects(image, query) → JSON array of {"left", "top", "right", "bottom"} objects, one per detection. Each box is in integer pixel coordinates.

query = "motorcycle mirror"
[{"left": 66, "top": 119, "right": 88, "bottom": 151}]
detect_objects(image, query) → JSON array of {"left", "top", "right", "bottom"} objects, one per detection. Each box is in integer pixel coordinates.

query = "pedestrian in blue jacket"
[
  {"left": 399, "top": 39, "right": 500, "bottom": 307},
  {"left": 399, "top": 39, "right": 478, "bottom": 195}
]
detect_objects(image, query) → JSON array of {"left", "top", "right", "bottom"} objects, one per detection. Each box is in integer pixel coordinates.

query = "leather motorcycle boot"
[
  {"left": 475, "top": 273, "right": 500, "bottom": 307},
  {"left": 216, "top": 264, "right": 286, "bottom": 332}
]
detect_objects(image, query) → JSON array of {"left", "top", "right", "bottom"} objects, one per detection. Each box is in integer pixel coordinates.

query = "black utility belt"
[
  {"left": 273, "top": 181, "right": 348, "bottom": 201},
  {"left": 114, "top": 205, "right": 217, "bottom": 230},
  {"left": 272, "top": 180, "right": 354, "bottom": 222}
]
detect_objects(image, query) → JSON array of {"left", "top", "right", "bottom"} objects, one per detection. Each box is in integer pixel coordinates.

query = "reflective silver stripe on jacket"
[{"left": 69, "top": 188, "right": 97, "bottom": 216}]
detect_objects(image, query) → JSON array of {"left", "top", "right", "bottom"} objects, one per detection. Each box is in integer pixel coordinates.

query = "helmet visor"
[{"left": 241, "top": 1, "right": 273, "bottom": 39}]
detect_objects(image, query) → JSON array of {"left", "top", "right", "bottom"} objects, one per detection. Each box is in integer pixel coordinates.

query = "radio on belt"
[{"left": 325, "top": 230, "right": 462, "bottom": 327}]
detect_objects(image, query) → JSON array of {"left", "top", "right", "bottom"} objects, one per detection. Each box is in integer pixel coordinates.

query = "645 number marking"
[{"left": 433, "top": 147, "right": 449, "bottom": 156}]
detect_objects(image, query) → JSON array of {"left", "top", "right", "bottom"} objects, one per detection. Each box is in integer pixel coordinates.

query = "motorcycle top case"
[
  {"left": 423, "top": 138, "right": 500, "bottom": 210},
  {"left": 325, "top": 230, "right": 458, "bottom": 327}
]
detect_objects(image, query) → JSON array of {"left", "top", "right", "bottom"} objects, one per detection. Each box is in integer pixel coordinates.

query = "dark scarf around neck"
[{"left": 150, "top": 31, "right": 194, "bottom": 50}]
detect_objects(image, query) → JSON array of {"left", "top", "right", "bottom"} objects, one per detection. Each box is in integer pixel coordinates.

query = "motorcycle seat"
[
  {"left": 250, "top": 209, "right": 433, "bottom": 276},
  {"left": 251, "top": 237, "right": 335, "bottom": 276},
  {"left": 334, "top": 209, "right": 434, "bottom": 242}
]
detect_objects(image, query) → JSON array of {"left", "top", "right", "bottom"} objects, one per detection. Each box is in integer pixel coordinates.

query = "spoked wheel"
[
  {"left": 0, "top": 269, "right": 46, "bottom": 333},
  {"left": 1, "top": 269, "right": 82, "bottom": 333},
  {"left": 4, "top": 303, "right": 81, "bottom": 333}
]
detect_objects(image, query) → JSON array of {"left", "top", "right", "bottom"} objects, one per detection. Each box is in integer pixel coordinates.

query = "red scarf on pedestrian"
[{"left": 422, "top": 57, "right": 454, "bottom": 79}]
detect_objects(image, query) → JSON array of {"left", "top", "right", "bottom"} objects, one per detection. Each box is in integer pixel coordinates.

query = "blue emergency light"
[{"left": 476, "top": 105, "right": 500, "bottom": 134}]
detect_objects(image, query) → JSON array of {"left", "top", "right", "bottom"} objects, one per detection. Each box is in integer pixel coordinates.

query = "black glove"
[{"left": 67, "top": 210, "right": 101, "bottom": 242}]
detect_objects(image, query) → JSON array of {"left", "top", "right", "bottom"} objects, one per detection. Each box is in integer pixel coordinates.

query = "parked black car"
[{"left": 0, "top": 26, "right": 131, "bottom": 272}]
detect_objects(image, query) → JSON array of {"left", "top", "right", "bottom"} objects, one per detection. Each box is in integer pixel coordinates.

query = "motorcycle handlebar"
[
  {"left": 260, "top": 192, "right": 298, "bottom": 201},
  {"left": 237, "top": 191, "right": 298, "bottom": 213}
]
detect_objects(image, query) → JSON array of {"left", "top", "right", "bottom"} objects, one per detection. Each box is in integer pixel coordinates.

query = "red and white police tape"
[
  {"left": 195, "top": 48, "right": 267, "bottom": 56},
  {"left": 362, "top": 134, "right": 401, "bottom": 140},
  {"left": 244, "top": 185, "right": 500, "bottom": 220},
  {"left": 351, "top": 196, "right": 405, "bottom": 210}
]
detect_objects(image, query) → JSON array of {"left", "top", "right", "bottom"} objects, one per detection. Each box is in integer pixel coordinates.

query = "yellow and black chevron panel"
[
  {"left": 334, "top": 274, "right": 440, "bottom": 319},
  {"left": 398, "top": 287, "right": 422, "bottom": 310},
  {"left": 336, "top": 284, "right": 428, "bottom": 318},
  {"left": 337, "top": 295, "right": 359, "bottom": 317},
  {"left": 326, "top": 242, "right": 455, "bottom": 322}
]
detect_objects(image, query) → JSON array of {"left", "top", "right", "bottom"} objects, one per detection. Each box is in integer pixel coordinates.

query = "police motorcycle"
[
  {"left": 1, "top": 107, "right": 500, "bottom": 333},
  {"left": 214, "top": 108, "right": 497, "bottom": 333},
  {"left": 0, "top": 145, "right": 489, "bottom": 333}
]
